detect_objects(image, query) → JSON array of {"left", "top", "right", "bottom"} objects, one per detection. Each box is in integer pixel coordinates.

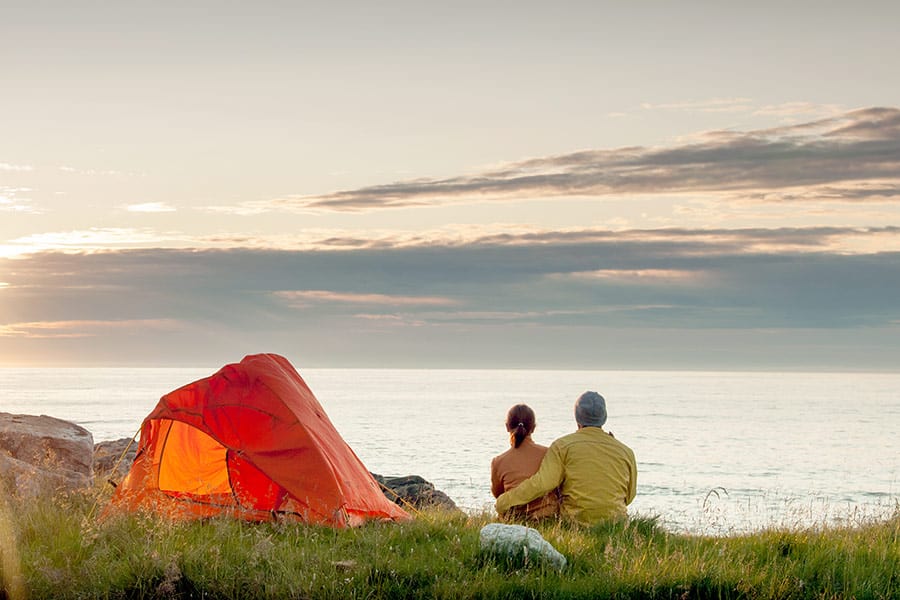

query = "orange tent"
[{"left": 105, "top": 353, "right": 409, "bottom": 526}]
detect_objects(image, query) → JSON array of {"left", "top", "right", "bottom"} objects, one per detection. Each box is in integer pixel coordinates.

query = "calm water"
[{"left": 2, "top": 367, "right": 898, "bottom": 534}]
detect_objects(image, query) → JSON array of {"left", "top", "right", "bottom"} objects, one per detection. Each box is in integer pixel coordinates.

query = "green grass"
[{"left": 2, "top": 484, "right": 898, "bottom": 599}]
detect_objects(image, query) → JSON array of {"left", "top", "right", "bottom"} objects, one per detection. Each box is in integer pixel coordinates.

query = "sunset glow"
[{"left": 2, "top": 3, "right": 898, "bottom": 368}]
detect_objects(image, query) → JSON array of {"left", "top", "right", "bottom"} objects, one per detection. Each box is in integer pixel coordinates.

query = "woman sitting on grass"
[{"left": 490, "top": 404, "right": 559, "bottom": 521}]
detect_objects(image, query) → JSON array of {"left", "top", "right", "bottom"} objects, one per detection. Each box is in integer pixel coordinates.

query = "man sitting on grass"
[{"left": 495, "top": 391, "right": 637, "bottom": 525}]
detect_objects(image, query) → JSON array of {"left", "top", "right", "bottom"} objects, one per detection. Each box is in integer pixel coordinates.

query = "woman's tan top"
[{"left": 490, "top": 436, "right": 559, "bottom": 520}]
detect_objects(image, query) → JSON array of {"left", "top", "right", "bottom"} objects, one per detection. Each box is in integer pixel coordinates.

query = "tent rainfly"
[{"left": 105, "top": 353, "right": 410, "bottom": 527}]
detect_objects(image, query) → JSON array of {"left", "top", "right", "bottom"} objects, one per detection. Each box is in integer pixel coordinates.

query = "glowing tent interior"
[{"left": 105, "top": 353, "right": 409, "bottom": 527}]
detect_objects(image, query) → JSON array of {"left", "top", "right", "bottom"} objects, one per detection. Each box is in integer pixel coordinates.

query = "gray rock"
[
  {"left": 93, "top": 437, "right": 137, "bottom": 480},
  {"left": 0, "top": 412, "right": 94, "bottom": 496},
  {"left": 371, "top": 473, "right": 460, "bottom": 511},
  {"left": 0, "top": 452, "right": 90, "bottom": 497}
]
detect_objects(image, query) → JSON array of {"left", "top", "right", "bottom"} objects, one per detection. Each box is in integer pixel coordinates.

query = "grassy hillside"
[{"left": 1, "top": 485, "right": 898, "bottom": 599}]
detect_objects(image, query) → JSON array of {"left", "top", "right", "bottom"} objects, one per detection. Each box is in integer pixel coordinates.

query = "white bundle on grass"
[{"left": 479, "top": 523, "right": 567, "bottom": 571}]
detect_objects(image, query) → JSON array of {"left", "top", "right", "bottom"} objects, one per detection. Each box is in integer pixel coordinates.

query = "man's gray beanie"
[{"left": 575, "top": 391, "right": 607, "bottom": 428}]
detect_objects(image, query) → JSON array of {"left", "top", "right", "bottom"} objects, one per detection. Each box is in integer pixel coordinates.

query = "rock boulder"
[
  {"left": 372, "top": 474, "right": 460, "bottom": 512},
  {"left": 0, "top": 412, "right": 94, "bottom": 496},
  {"left": 93, "top": 437, "right": 138, "bottom": 480}
]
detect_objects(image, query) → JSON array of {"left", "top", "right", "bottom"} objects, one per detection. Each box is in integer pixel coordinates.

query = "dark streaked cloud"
[
  {"left": 2, "top": 226, "right": 899, "bottom": 368},
  {"left": 742, "top": 182, "right": 900, "bottom": 203},
  {"left": 249, "top": 107, "right": 900, "bottom": 212},
  {"left": 824, "top": 106, "right": 900, "bottom": 140}
]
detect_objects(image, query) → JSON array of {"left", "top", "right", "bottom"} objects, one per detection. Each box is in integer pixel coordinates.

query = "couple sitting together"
[{"left": 491, "top": 391, "right": 637, "bottom": 525}]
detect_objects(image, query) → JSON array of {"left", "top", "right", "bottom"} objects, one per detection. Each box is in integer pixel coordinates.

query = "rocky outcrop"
[
  {"left": 372, "top": 474, "right": 459, "bottom": 512},
  {"left": 93, "top": 437, "right": 137, "bottom": 480},
  {"left": 0, "top": 412, "right": 94, "bottom": 497}
]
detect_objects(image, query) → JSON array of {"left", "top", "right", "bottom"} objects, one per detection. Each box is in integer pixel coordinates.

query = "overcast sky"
[{"left": 2, "top": 1, "right": 899, "bottom": 369}]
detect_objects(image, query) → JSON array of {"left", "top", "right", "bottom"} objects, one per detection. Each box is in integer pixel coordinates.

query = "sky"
[{"left": 2, "top": 1, "right": 899, "bottom": 369}]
